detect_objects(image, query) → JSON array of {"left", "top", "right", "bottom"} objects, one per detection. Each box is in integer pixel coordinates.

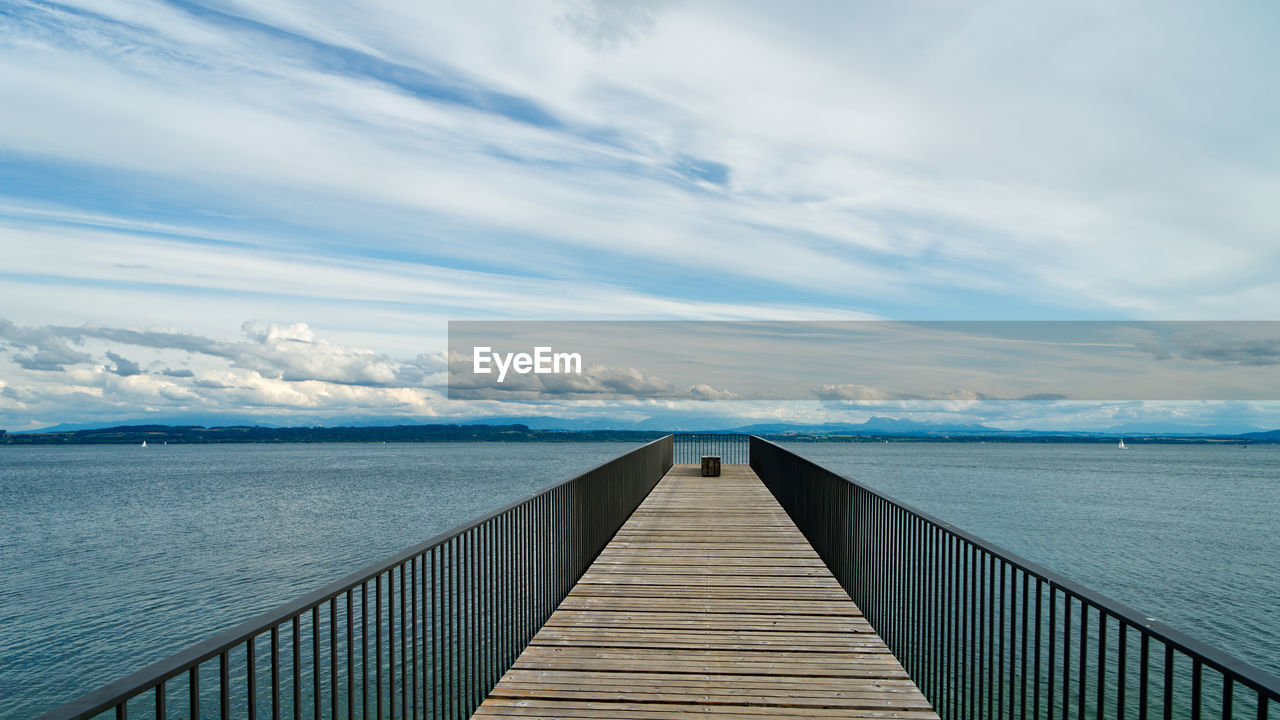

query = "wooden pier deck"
[{"left": 471, "top": 464, "right": 938, "bottom": 719}]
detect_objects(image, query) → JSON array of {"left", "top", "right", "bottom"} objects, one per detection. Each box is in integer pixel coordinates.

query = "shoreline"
[{"left": 2, "top": 424, "right": 1275, "bottom": 445}]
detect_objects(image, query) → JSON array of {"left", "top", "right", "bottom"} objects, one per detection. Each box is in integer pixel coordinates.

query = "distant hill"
[
  {"left": 1, "top": 424, "right": 664, "bottom": 445},
  {"left": 1102, "top": 421, "right": 1266, "bottom": 436},
  {"left": 730, "top": 417, "right": 1004, "bottom": 436},
  {"left": 4, "top": 420, "right": 1276, "bottom": 445},
  {"left": 1242, "top": 429, "right": 1280, "bottom": 440}
]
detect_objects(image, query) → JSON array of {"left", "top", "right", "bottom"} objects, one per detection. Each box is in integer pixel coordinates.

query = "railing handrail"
[
  {"left": 750, "top": 435, "right": 1280, "bottom": 700},
  {"left": 673, "top": 431, "right": 749, "bottom": 435},
  {"left": 35, "top": 435, "right": 673, "bottom": 720}
]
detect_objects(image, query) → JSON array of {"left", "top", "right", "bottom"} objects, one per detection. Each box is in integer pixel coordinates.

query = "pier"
[
  {"left": 34, "top": 435, "right": 1280, "bottom": 720},
  {"left": 474, "top": 463, "right": 936, "bottom": 718}
]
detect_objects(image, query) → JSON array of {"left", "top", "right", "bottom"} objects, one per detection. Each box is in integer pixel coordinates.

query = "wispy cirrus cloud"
[{"left": 6, "top": 0, "right": 1276, "bottom": 322}]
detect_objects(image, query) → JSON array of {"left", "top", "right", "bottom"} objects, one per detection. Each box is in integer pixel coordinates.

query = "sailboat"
[
  {"left": 1118, "top": 439, "right": 1127, "bottom": 449},
  {"left": 141, "top": 440, "right": 147, "bottom": 448}
]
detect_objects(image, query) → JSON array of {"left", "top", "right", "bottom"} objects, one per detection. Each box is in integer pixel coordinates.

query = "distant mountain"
[
  {"left": 26, "top": 417, "right": 246, "bottom": 433},
  {"left": 474, "top": 413, "right": 737, "bottom": 432},
  {"left": 25, "top": 412, "right": 737, "bottom": 435},
  {"left": 489, "top": 415, "right": 1010, "bottom": 435},
  {"left": 729, "top": 417, "right": 1004, "bottom": 436},
  {"left": 1102, "top": 421, "right": 1266, "bottom": 436},
  {"left": 17, "top": 414, "right": 1276, "bottom": 439},
  {"left": 1242, "top": 429, "right": 1280, "bottom": 440},
  {"left": 468, "top": 415, "right": 653, "bottom": 431},
  {"left": 3, "top": 424, "right": 664, "bottom": 445},
  {"left": 28, "top": 415, "right": 575, "bottom": 434}
]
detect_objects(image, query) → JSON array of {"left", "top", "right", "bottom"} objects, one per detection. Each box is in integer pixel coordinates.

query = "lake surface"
[
  {"left": 1, "top": 441, "right": 1277, "bottom": 719},
  {"left": 0, "top": 442, "right": 640, "bottom": 720}
]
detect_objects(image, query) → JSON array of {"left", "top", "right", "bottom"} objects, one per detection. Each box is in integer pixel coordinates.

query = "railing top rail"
[
  {"left": 672, "top": 432, "right": 750, "bottom": 438},
  {"left": 37, "top": 435, "right": 673, "bottom": 720},
  {"left": 751, "top": 435, "right": 1280, "bottom": 699}
]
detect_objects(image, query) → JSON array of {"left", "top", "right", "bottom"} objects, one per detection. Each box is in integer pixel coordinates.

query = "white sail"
[
  {"left": 1118, "top": 439, "right": 1126, "bottom": 449},
  {"left": 141, "top": 440, "right": 147, "bottom": 447}
]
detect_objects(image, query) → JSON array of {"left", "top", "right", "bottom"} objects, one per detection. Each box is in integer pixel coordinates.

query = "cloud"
[
  {"left": 0, "top": 317, "right": 459, "bottom": 428},
  {"left": 231, "top": 321, "right": 403, "bottom": 385},
  {"left": 672, "top": 154, "right": 730, "bottom": 188},
  {"left": 813, "top": 384, "right": 908, "bottom": 403},
  {"left": 5, "top": 0, "right": 1277, "bottom": 332},
  {"left": 1131, "top": 326, "right": 1280, "bottom": 366},
  {"left": 554, "top": 0, "right": 674, "bottom": 52},
  {"left": 0, "top": 318, "right": 93, "bottom": 371},
  {"left": 1168, "top": 330, "right": 1280, "bottom": 367},
  {"left": 689, "top": 383, "right": 738, "bottom": 401},
  {"left": 1134, "top": 336, "right": 1174, "bottom": 361},
  {"left": 813, "top": 384, "right": 1067, "bottom": 405},
  {"left": 104, "top": 351, "right": 143, "bottom": 376},
  {"left": 813, "top": 384, "right": 1000, "bottom": 404},
  {"left": 19, "top": 320, "right": 448, "bottom": 388}
]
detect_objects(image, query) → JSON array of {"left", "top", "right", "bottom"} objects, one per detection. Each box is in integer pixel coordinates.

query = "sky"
[{"left": 1, "top": 0, "right": 1278, "bottom": 431}]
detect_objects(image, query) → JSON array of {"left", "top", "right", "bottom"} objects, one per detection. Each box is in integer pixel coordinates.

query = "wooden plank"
[
  {"left": 498, "top": 670, "right": 925, "bottom": 691},
  {"left": 486, "top": 687, "right": 934, "bottom": 710},
  {"left": 470, "top": 464, "right": 938, "bottom": 720}
]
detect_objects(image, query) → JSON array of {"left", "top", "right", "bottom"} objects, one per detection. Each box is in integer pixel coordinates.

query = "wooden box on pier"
[{"left": 701, "top": 456, "right": 721, "bottom": 476}]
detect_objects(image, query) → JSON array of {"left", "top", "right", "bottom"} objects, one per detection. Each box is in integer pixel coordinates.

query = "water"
[
  {"left": 779, "top": 441, "right": 1280, "bottom": 681},
  {"left": 0, "top": 442, "right": 639, "bottom": 720},
  {"left": 2, "top": 442, "right": 1278, "bottom": 719}
]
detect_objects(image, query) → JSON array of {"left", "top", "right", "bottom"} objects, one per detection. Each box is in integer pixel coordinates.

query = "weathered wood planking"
[{"left": 471, "top": 464, "right": 938, "bottom": 719}]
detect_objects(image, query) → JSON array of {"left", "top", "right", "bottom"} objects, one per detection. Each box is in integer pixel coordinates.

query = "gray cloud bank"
[
  {"left": 3, "top": 318, "right": 1280, "bottom": 432},
  {"left": 448, "top": 321, "right": 1280, "bottom": 403},
  {"left": 0, "top": 318, "right": 453, "bottom": 428},
  {"left": 0, "top": 319, "right": 445, "bottom": 386},
  {"left": 1142, "top": 330, "right": 1280, "bottom": 367}
]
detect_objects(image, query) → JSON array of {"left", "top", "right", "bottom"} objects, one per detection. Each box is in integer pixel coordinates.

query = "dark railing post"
[{"left": 749, "top": 434, "right": 1280, "bottom": 720}]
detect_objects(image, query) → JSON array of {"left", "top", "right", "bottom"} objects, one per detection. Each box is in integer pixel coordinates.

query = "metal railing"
[
  {"left": 35, "top": 436, "right": 672, "bottom": 720},
  {"left": 750, "top": 436, "right": 1280, "bottom": 720},
  {"left": 673, "top": 433, "right": 748, "bottom": 464}
]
